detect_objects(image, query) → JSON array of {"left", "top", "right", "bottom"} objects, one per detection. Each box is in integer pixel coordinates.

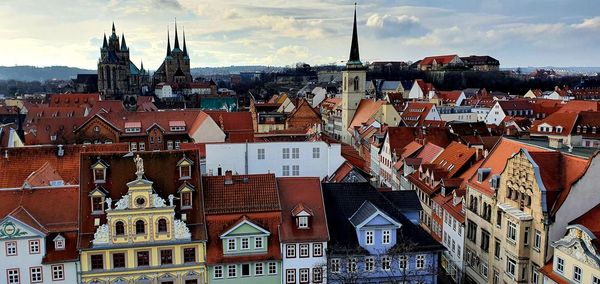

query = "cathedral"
[
  {"left": 97, "top": 23, "right": 149, "bottom": 106},
  {"left": 153, "top": 22, "right": 192, "bottom": 85}
]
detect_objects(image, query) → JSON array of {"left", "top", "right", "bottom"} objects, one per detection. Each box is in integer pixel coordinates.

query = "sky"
[{"left": 1, "top": 0, "right": 600, "bottom": 69}]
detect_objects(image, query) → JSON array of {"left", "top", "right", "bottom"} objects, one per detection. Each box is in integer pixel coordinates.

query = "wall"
[
  {"left": 205, "top": 141, "right": 345, "bottom": 179},
  {"left": 281, "top": 241, "right": 328, "bottom": 284}
]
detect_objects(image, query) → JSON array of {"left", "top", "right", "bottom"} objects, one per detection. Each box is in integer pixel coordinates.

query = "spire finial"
[
  {"left": 112, "top": 22, "right": 116, "bottom": 34},
  {"left": 174, "top": 19, "right": 180, "bottom": 50},
  {"left": 166, "top": 27, "right": 172, "bottom": 57},
  {"left": 348, "top": 2, "right": 361, "bottom": 65}
]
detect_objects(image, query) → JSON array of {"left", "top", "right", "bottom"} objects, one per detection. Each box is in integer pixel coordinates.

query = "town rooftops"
[
  {"left": 278, "top": 177, "right": 329, "bottom": 243},
  {"left": 420, "top": 55, "right": 459, "bottom": 65},
  {"left": 203, "top": 173, "right": 280, "bottom": 215}
]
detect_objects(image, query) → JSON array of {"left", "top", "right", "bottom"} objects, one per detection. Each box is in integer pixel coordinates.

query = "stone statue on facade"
[
  {"left": 105, "top": 197, "right": 112, "bottom": 210},
  {"left": 134, "top": 154, "right": 144, "bottom": 178},
  {"left": 168, "top": 194, "right": 175, "bottom": 207}
]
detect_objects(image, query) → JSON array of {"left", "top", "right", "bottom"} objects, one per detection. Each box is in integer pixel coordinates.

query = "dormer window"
[
  {"left": 91, "top": 159, "right": 109, "bottom": 183},
  {"left": 124, "top": 122, "right": 142, "bottom": 133},
  {"left": 556, "top": 126, "right": 563, "bottom": 133},
  {"left": 292, "top": 203, "right": 313, "bottom": 230},
  {"left": 89, "top": 186, "right": 108, "bottom": 214},
  {"left": 169, "top": 121, "right": 186, "bottom": 132},
  {"left": 53, "top": 234, "right": 65, "bottom": 251},
  {"left": 298, "top": 217, "right": 309, "bottom": 229},
  {"left": 177, "top": 156, "right": 194, "bottom": 180},
  {"left": 178, "top": 183, "right": 195, "bottom": 209}
]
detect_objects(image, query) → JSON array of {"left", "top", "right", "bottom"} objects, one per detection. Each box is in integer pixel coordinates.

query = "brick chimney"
[{"left": 224, "top": 170, "right": 233, "bottom": 185}]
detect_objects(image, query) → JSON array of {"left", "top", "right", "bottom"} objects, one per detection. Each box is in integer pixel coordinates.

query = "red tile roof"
[
  {"left": 556, "top": 100, "right": 600, "bottom": 114},
  {"left": 278, "top": 177, "right": 329, "bottom": 242},
  {"left": 420, "top": 55, "right": 459, "bottom": 66},
  {"left": 432, "top": 142, "right": 477, "bottom": 177},
  {"left": 530, "top": 112, "right": 579, "bottom": 136},
  {"left": 203, "top": 173, "right": 280, "bottom": 215},
  {"left": 401, "top": 102, "right": 436, "bottom": 127},
  {"left": 205, "top": 111, "right": 254, "bottom": 142},
  {"left": 348, "top": 99, "right": 386, "bottom": 131},
  {"left": 539, "top": 262, "right": 570, "bottom": 284},
  {"left": 436, "top": 91, "right": 463, "bottom": 104},
  {"left": 23, "top": 162, "right": 64, "bottom": 187},
  {"left": 0, "top": 143, "right": 128, "bottom": 189},
  {"left": 286, "top": 98, "right": 322, "bottom": 131},
  {"left": 570, "top": 202, "right": 600, "bottom": 240}
]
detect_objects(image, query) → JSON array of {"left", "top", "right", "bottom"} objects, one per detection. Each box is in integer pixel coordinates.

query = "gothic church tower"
[{"left": 341, "top": 4, "right": 367, "bottom": 144}]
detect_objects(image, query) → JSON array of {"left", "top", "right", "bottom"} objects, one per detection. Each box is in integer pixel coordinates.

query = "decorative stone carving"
[
  {"left": 93, "top": 224, "right": 109, "bottom": 245},
  {"left": 105, "top": 197, "right": 112, "bottom": 210},
  {"left": 134, "top": 154, "right": 144, "bottom": 179},
  {"left": 168, "top": 194, "right": 175, "bottom": 207},
  {"left": 152, "top": 194, "right": 167, "bottom": 208},
  {"left": 115, "top": 195, "right": 130, "bottom": 210},
  {"left": 174, "top": 219, "right": 191, "bottom": 240}
]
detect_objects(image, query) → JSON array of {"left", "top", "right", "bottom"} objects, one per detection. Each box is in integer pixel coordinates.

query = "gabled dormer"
[
  {"left": 89, "top": 186, "right": 109, "bottom": 214},
  {"left": 177, "top": 182, "right": 195, "bottom": 209},
  {"left": 53, "top": 234, "right": 65, "bottom": 251},
  {"left": 220, "top": 216, "right": 271, "bottom": 256},
  {"left": 91, "top": 158, "right": 109, "bottom": 184},
  {"left": 291, "top": 203, "right": 314, "bottom": 229},
  {"left": 177, "top": 155, "right": 194, "bottom": 180},
  {"left": 348, "top": 201, "right": 402, "bottom": 254}
]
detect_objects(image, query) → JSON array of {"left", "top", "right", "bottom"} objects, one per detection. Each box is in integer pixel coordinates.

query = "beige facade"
[{"left": 543, "top": 226, "right": 600, "bottom": 284}]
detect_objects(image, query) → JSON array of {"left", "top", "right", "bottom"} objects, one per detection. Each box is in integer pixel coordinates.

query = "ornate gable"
[{"left": 553, "top": 225, "right": 600, "bottom": 270}]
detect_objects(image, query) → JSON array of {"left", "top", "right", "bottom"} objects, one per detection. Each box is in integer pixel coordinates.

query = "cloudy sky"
[{"left": 1, "top": 0, "right": 599, "bottom": 69}]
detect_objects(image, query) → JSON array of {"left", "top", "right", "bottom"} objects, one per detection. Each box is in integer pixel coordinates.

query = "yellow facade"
[{"left": 80, "top": 176, "right": 207, "bottom": 284}]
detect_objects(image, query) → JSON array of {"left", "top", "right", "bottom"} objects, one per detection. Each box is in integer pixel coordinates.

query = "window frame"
[
  {"left": 268, "top": 262, "right": 277, "bottom": 275},
  {"left": 382, "top": 229, "right": 391, "bottom": 244},
  {"left": 286, "top": 244, "right": 296, "bottom": 258},
  {"left": 26, "top": 239, "right": 40, "bottom": 254},
  {"left": 299, "top": 243, "right": 309, "bottom": 258},
  {"left": 6, "top": 268, "right": 20, "bottom": 284},
  {"left": 573, "top": 265, "right": 582, "bottom": 283},
  {"left": 90, "top": 254, "right": 104, "bottom": 270},
  {"left": 365, "top": 230, "right": 374, "bottom": 245},
  {"left": 136, "top": 250, "right": 150, "bottom": 267},
  {"left": 286, "top": 269, "right": 296, "bottom": 284},
  {"left": 214, "top": 265, "right": 224, "bottom": 279},
  {"left": 227, "top": 264, "right": 237, "bottom": 278},
  {"left": 299, "top": 268, "right": 309, "bottom": 283},
  {"left": 5, "top": 241, "right": 17, "bottom": 256},
  {"left": 160, "top": 249, "right": 173, "bottom": 265},
  {"left": 112, "top": 252, "right": 127, "bottom": 269},
  {"left": 313, "top": 243, "right": 323, "bottom": 257},
  {"left": 255, "top": 262, "right": 264, "bottom": 276},
  {"left": 29, "top": 266, "right": 43, "bottom": 283},
  {"left": 51, "top": 265, "right": 64, "bottom": 281}
]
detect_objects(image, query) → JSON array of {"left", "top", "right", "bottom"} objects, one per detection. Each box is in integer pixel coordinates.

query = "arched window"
[
  {"left": 353, "top": 76, "right": 360, "bottom": 91},
  {"left": 157, "top": 219, "right": 168, "bottom": 233},
  {"left": 135, "top": 220, "right": 145, "bottom": 234},
  {"left": 115, "top": 221, "right": 125, "bottom": 236}
]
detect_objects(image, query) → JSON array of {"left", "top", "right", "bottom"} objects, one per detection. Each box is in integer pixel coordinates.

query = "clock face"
[{"left": 135, "top": 197, "right": 146, "bottom": 207}]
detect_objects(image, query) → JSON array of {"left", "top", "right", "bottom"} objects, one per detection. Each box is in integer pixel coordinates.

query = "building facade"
[{"left": 153, "top": 22, "right": 192, "bottom": 85}]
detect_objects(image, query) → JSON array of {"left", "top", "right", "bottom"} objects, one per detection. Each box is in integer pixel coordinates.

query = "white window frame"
[
  {"left": 286, "top": 244, "right": 296, "bottom": 258},
  {"left": 227, "top": 239, "right": 236, "bottom": 251},
  {"left": 7, "top": 268, "right": 19, "bottom": 284},
  {"left": 255, "top": 237, "right": 264, "bottom": 249},
  {"left": 6, "top": 241, "right": 17, "bottom": 256},
  {"left": 255, "top": 263, "right": 264, "bottom": 276},
  {"left": 130, "top": 142, "right": 137, "bottom": 151},
  {"left": 298, "top": 216, "right": 308, "bottom": 229},
  {"left": 534, "top": 230, "right": 541, "bottom": 250},
  {"left": 214, "top": 265, "right": 223, "bottom": 279},
  {"left": 51, "top": 265, "right": 64, "bottom": 281},
  {"left": 573, "top": 265, "right": 582, "bottom": 283},
  {"left": 299, "top": 268, "right": 309, "bottom": 283},
  {"left": 331, "top": 258, "right": 340, "bottom": 273},
  {"left": 268, "top": 262, "right": 277, "bottom": 275},
  {"left": 257, "top": 148, "right": 265, "bottom": 160},
  {"left": 507, "top": 257, "right": 517, "bottom": 277},
  {"left": 348, "top": 258, "right": 357, "bottom": 272},
  {"left": 556, "top": 257, "right": 564, "bottom": 273},
  {"left": 416, "top": 254, "right": 426, "bottom": 269},
  {"left": 282, "top": 148, "right": 290, "bottom": 159},
  {"left": 286, "top": 269, "right": 296, "bottom": 283},
  {"left": 365, "top": 230, "right": 374, "bottom": 245},
  {"left": 382, "top": 229, "right": 391, "bottom": 244},
  {"left": 282, "top": 165, "right": 290, "bottom": 176},
  {"left": 292, "top": 165, "right": 300, "bottom": 176},
  {"left": 241, "top": 237, "right": 250, "bottom": 250},
  {"left": 292, "top": 148, "right": 300, "bottom": 159},
  {"left": 507, "top": 221, "right": 517, "bottom": 241},
  {"left": 299, "top": 244, "right": 309, "bottom": 257},
  {"left": 365, "top": 256, "right": 375, "bottom": 271},
  {"left": 399, "top": 255, "right": 408, "bottom": 269},
  {"left": 30, "top": 266, "right": 43, "bottom": 283},
  {"left": 312, "top": 147, "right": 320, "bottom": 158},
  {"left": 313, "top": 243, "right": 323, "bottom": 256},
  {"left": 381, "top": 256, "right": 392, "bottom": 271},
  {"left": 228, "top": 264, "right": 237, "bottom": 278}
]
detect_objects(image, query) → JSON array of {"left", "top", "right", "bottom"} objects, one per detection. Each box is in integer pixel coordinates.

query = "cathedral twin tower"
[{"left": 97, "top": 21, "right": 192, "bottom": 103}]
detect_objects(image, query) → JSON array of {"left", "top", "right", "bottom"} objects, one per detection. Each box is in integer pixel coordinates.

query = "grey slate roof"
[{"left": 348, "top": 201, "right": 379, "bottom": 227}]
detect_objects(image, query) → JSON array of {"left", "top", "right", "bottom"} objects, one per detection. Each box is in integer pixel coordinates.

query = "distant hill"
[
  {"left": 191, "top": 66, "right": 285, "bottom": 76},
  {"left": 0, "top": 66, "right": 95, "bottom": 81},
  {"left": 502, "top": 66, "right": 600, "bottom": 75}
]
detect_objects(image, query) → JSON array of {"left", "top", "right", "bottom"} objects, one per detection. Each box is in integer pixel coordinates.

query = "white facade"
[
  {"left": 309, "top": 87, "right": 327, "bottom": 108},
  {"left": 154, "top": 85, "right": 174, "bottom": 99},
  {"left": 484, "top": 102, "right": 506, "bottom": 125},
  {"left": 281, "top": 242, "right": 328, "bottom": 284},
  {"left": 205, "top": 141, "right": 346, "bottom": 178},
  {"left": 440, "top": 112, "right": 478, "bottom": 123},
  {"left": 407, "top": 82, "right": 425, "bottom": 100},
  {"left": 378, "top": 134, "right": 396, "bottom": 189},
  {"left": 0, "top": 218, "right": 77, "bottom": 284},
  {"left": 188, "top": 116, "right": 226, "bottom": 143},
  {"left": 441, "top": 206, "right": 465, "bottom": 284},
  {"left": 472, "top": 107, "right": 491, "bottom": 122}
]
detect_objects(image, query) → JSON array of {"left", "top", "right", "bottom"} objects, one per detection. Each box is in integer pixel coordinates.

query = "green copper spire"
[{"left": 348, "top": 3, "right": 361, "bottom": 65}]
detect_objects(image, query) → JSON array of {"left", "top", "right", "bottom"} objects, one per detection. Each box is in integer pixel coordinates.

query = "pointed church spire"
[
  {"left": 183, "top": 27, "right": 188, "bottom": 57},
  {"left": 140, "top": 60, "right": 144, "bottom": 71},
  {"left": 173, "top": 20, "right": 180, "bottom": 50},
  {"left": 166, "top": 28, "right": 172, "bottom": 57},
  {"left": 112, "top": 22, "right": 116, "bottom": 35},
  {"left": 348, "top": 3, "right": 361, "bottom": 65},
  {"left": 121, "top": 33, "right": 128, "bottom": 51},
  {"left": 102, "top": 33, "right": 108, "bottom": 49}
]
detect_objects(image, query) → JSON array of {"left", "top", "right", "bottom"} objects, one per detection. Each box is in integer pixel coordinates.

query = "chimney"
[{"left": 224, "top": 170, "right": 233, "bottom": 185}]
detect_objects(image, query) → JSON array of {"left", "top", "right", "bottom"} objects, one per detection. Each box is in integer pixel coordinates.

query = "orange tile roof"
[
  {"left": 205, "top": 111, "right": 254, "bottom": 142},
  {"left": 402, "top": 102, "right": 435, "bottom": 127},
  {"left": 278, "top": 177, "right": 329, "bottom": 242},
  {"left": 530, "top": 112, "right": 579, "bottom": 136},
  {"left": 348, "top": 99, "right": 386, "bottom": 131},
  {"left": 23, "top": 162, "right": 64, "bottom": 187},
  {"left": 432, "top": 142, "right": 477, "bottom": 177},
  {"left": 203, "top": 173, "right": 280, "bottom": 215},
  {"left": 556, "top": 100, "right": 600, "bottom": 113},
  {"left": 539, "top": 262, "right": 570, "bottom": 284},
  {"left": 420, "top": 55, "right": 459, "bottom": 66}
]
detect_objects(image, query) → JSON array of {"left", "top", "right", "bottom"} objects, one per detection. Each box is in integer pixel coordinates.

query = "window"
[
  {"left": 593, "top": 276, "right": 600, "bottom": 284},
  {"left": 255, "top": 237, "right": 264, "bottom": 249},
  {"left": 282, "top": 165, "right": 290, "bottom": 176},
  {"left": 7, "top": 268, "right": 19, "bottom": 284},
  {"left": 167, "top": 140, "right": 173, "bottom": 150},
  {"left": 135, "top": 220, "right": 145, "bottom": 234},
  {"left": 399, "top": 255, "right": 408, "bottom": 269},
  {"left": 130, "top": 142, "right": 137, "bottom": 151},
  {"left": 292, "top": 148, "right": 299, "bottom": 159},
  {"left": 228, "top": 265, "right": 237, "bottom": 278},
  {"left": 139, "top": 142, "right": 145, "bottom": 151},
  {"left": 214, "top": 266, "right": 223, "bottom": 278},
  {"left": 91, "top": 254, "right": 104, "bottom": 270},
  {"left": 286, "top": 269, "right": 296, "bottom": 283},
  {"left": 240, "top": 238, "right": 250, "bottom": 250},
  {"left": 532, "top": 269, "right": 540, "bottom": 284},
  {"left": 51, "top": 265, "right": 64, "bottom": 281},
  {"left": 348, "top": 258, "right": 357, "bottom": 272},
  {"left": 30, "top": 267, "right": 43, "bottom": 283},
  {"left": 257, "top": 148, "right": 265, "bottom": 160},
  {"left": 507, "top": 257, "right": 516, "bottom": 277},
  {"left": 313, "top": 267, "right": 323, "bottom": 283},
  {"left": 160, "top": 249, "right": 173, "bottom": 265},
  {"left": 481, "top": 263, "right": 489, "bottom": 278},
  {"left": 493, "top": 271, "right": 500, "bottom": 284},
  {"left": 292, "top": 165, "right": 300, "bottom": 176},
  {"left": 496, "top": 210, "right": 502, "bottom": 226},
  {"left": 331, "top": 259, "right": 340, "bottom": 273},
  {"left": 227, "top": 239, "right": 236, "bottom": 251},
  {"left": 573, "top": 266, "right": 582, "bottom": 283},
  {"left": 297, "top": 244, "right": 309, "bottom": 257},
  {"left": 416, "top": 255, "right": 425, "bottom": 269},
  {"left": 137, "top": 251, "right": 150, "bottom": 266},
  {"left": 481, "top": 230, "right": 490, "bottom": 252},
  {"left": 112, "top": 252, "right": 126, "bottom": 268},
  {"left": 507, "top": 221, "right": 517, "bottom": 241},
  {"left": 29, "top": 239, "right": 40, "bottom": 254},
  {"left": 494, "top": 239, "right": 501, "bottom": 258},
  {"left": 382, "top": 229, "right": 391, "bottom": 244},
  {"left": 181, "top": 191, "right": 192, "bottom": 208},
  {"left": 155, "top": 219, "right": 168, "bottom": 233},
  {"left": 366, "top": 230, "right": 374, "bottom": 245},
  {"left": 115, "top": 221, "right": 125, "bottom": 236},
  {"left": 524, "top": 227, "right": 530, "bottom": 246},
  {"left": 255, "top": 263, "right": 264, "bottom": 275},
  {"left": 94, "top": 168, "right": 106, "bottom": 182},
  {"left": 557, "top": 257, "right": 564, "bottom": 273},
  {"left": 179, "top": 165, "right": 191, "bottom": 179},
  {"left": 298, "top": 216, "right": 308, "bottom": 228},
  {"left": 313, "top": 243, "right": 323, "bottom": 256},
  {"left": 312, "top": 147, "right": 320, "bottom": 158},
  {"left": 241, "top": 263, "right": 250, "bottom": 277},
  {"left": 382, "top": 256, "right": 391, "bottom": 271},
  {"left": 175, "top": 140, "right": 181, "bottom": 149},
  {"left": 534, "top": 230, "right": 541, "bottom": 250},
  {"left": 5, "top": 241, "right": 16, "bottom": 256},
  {"left": 286, "top": 244, "right": 296, "bottom": 258},
  {"left": 92, "top": 196, "right": 104, "bottom": 212},
  {"left": 183, "top": 247, "right": 196, "bottom": 263},
  {"left": 365, "top": 257, "right": 375, "bottom": 271},
  {"left": 467, "top": 220, "right": 478, "bottom": 243},
  {"left": 268, "top": 262, "right": 277, "bottom": 275},
  {"left": 282, "top": 148, "right": 290, "bottom": 159},
  {"left": 299, "top": 268, "right": 309, "bottom": 283},
  {"left": 54, "top": 236, "right": 64, "bottom": 250}
]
